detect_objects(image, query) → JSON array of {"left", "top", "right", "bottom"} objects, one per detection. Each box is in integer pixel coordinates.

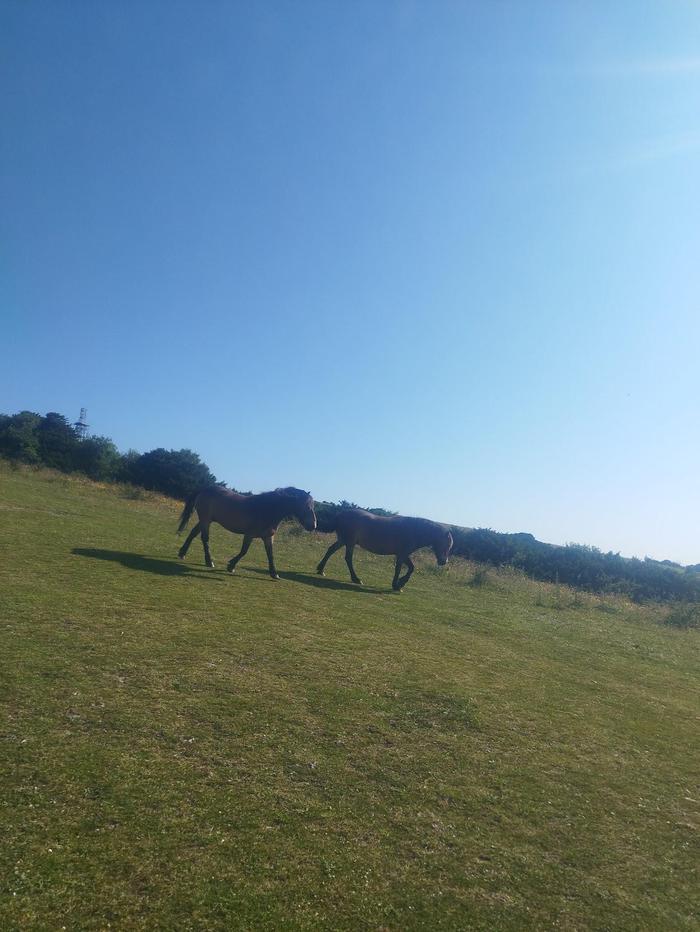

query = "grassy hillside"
[{"left": 1, "top": 465, "right": 698, "bottom": 931}]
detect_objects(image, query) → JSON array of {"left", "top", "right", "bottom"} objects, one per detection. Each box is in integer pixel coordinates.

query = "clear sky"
[{"left": 2, "top": 1, "right": 699, "bottom": 564}]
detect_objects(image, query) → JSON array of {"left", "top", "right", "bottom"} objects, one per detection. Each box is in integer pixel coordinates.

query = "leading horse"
[
  {"left": 316, "top": 508, "right": 453, "bottom": 591},
  {"left": 177, "top": 486, "right": 316, "bottom": 578}
]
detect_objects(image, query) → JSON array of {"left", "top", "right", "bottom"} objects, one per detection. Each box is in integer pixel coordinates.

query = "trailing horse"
[
  {"left": 316, "top": 508, "right": 453, "bottom": 591},
  {"left": 178, "top": 486, "right": 316, "bottom": 579}
]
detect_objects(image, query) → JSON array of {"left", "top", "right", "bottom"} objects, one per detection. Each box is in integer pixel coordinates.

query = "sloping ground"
[{"left": 1, "top": 466, "right": 698, "bottom": 931}]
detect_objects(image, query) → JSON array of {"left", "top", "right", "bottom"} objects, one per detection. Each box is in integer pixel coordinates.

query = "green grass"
[{"left": 1, "top": 464, "right": 698, "bottom": 931}]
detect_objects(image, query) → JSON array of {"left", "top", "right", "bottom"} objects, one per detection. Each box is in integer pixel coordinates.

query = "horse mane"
[
  {"left": 274, "top": 486, "right": 311, "bottom": 499},
  {"left": 401, "top": 515, "right": 450, "bottom": 536},
  {"left": 252, "top": 486, "right": 310, "bottom": 504}
]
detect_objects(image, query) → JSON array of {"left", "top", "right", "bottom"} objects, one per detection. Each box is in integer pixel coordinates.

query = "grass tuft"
[
  {"left": 468, "top": 568, "right": 489, "bottom": 588},
  {"left": 664, "top": 602, "right": 700, "bottom": 630}
]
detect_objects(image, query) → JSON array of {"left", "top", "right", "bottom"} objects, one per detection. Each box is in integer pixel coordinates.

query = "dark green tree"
[
  {"left": 117, "top": 449, "right": 141, "bottom": 483},
  {"left": 125, "top": 448, "right": 217, "bottom": 499},
  {"left": 73, "top": 436, "right": 122, "bottom": 481},
  {"left": 0, "top": 411, "right": 42, "bottom": 462},
  {"left": 37, "top": 412, "right": 79, "bottom": 471}
]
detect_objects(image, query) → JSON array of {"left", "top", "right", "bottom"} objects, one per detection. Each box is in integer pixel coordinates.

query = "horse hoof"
[
  {"left": 316, "top": 569, "right": 325, "bottom": 576},
  {"left": 354, "top": 579, "right": 363, "bottom": 586},
  {"left": 207, "top": 563, "right": 215, "bottom": 570},
  {"left": 272, "top": 574, "right": 281, "bottom": 580},
  {"left": 227, "top": 565, "right": 235, "bottom": 574}
]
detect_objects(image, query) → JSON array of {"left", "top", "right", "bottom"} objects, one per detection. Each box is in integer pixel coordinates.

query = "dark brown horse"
[
  {"left": 177, "top": 486, "right": 316, "bottom": 578},
  {"left": 316, "top": 508, "right": 453, "bottom": 591}
]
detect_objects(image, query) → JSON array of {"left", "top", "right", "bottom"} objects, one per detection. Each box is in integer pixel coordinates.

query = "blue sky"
[{"left": 2, "top": 1, "right": 699, "bottom": 563}]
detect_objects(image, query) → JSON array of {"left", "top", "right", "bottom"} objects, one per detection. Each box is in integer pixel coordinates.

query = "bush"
[
  {"left": 449, "top": 527, "right": 700, "bottom": 604},
  {"left": 124, "top": 448, "right": 217, "bottom": 500},
  {"left": 468, "top": 568, "right": 489, "bottom": 588},
  {"left": 37, "top": 412, "right": 79, "bottom": 471},
  {"left": 0, "top": 410, "right": 219, "bottom": 503},
  {"left": 664, "top": 604, "right": 700, "bottom": 630},
  {"left": 0, "top": 411, "right": 43, "bottom": 463},
  {"left": 73, "top": 436, "right": 122, "bottom": 481}
]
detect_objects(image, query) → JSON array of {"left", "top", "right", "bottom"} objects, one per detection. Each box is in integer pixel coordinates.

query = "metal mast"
[{"left": 74, "top": 407, "right": 89, "bottom": 440}]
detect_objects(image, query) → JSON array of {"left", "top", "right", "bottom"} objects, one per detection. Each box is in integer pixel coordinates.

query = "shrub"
[
  {"left": 468, "top": 568, "right": 489, "bottom": 588},
  {"left": 449, "top": 526, "right": 700, "bottom": 604},
  {"left": 124, "top": 448, "right": 217, "bottom": 500},
  {"left": 0, "top": 411, "right": 43, "bottom": 463},
  {"left": 73, "top": 436, "right": 122, "bottom": 481},
  {"left": 37, "top": 412, "right": 79, "bottom": 471},
  {"left": 664, "top": 604, "right": 700, "bottom": 630}
]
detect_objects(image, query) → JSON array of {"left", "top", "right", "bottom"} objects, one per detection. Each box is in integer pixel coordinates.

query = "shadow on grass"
[
  {"left": 242, "top": 565, "right": 386, "bottom": 594},
  {"left": 72, "top": 548, "right": 223, "bottom": 580}
]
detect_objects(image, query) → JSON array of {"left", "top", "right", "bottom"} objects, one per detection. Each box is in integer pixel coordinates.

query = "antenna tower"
[{"left": 74, "top": 407, "right": 89, "bottom": 440}]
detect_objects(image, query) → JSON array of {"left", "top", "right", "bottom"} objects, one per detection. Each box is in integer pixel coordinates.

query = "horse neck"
[
  {"left": 266, "top": 494, "right": 297, "bottom": 526},
  {"left": 413, "top": 519, "right": 439, "bottom": 549}
]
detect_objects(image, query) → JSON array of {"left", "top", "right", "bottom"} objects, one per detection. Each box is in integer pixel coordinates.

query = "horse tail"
[{"left": 177, "top": 492, "right": 198, "bottom": 535}]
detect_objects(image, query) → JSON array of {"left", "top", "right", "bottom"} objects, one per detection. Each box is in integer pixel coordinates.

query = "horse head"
[
  {"left": 297, "top": 491, "right": 317, "bottom": 531},
  {"left": 279, "top": 488, "right": 317, "bottom": 531},
  {"left": 433, "top": 527, "right": 453, "bottom": 566}
]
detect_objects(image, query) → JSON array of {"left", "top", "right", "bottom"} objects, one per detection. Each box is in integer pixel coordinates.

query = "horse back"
[
  {"left": 195, "top": 486, "right": 254, "bottom": 534},
  {"left": 336, "top": 509, "right": 419, "bottom": 556}
]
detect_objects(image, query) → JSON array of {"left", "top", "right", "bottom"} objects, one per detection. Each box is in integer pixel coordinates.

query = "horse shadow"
[
  {"left": 242, "top": 566, "right": 386, "bottom": 594},
  {"left": 72, "top": 548, "right": 223, "bottom": 580},
  {"left": 72, "top": 549, "right": 387, "bottom": 593}
]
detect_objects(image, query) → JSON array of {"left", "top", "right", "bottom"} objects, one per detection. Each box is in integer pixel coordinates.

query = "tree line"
[
  {"left": 2, "top": 409, "right": 698, "bottom": 603},
  {"left": 0, "top": 411, "right": 216, "bottom": 498}
]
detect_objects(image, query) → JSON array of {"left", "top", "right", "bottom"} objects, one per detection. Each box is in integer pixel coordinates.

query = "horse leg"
[
  {"left": 345, "top": 544, "right": 363, "bottom": 585},
  {"left": 392, "top": 556, "right": 404, "bottom": 591},
  {"left": 200, "top": 522, "right": 215, "bottom": 569},
  {"left": 263, "top": 535, "right": 280, "bottom": 580},
  {"left": 178, "top": 522, "right": 201, "bottom": 560},
  {"left": 317, "top": 539, "right": 343, "bottom": 575},
  {"left": 227, "top": 535, "right": 252, "bottom": 574},
  {"left": 397, "top": 557, "right": 415, "bottom": 591}
]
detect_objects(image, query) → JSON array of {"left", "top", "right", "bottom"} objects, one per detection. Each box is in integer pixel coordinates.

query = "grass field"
[{"left": 1, "top": 464, "right": 698, "bottom": 930}]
